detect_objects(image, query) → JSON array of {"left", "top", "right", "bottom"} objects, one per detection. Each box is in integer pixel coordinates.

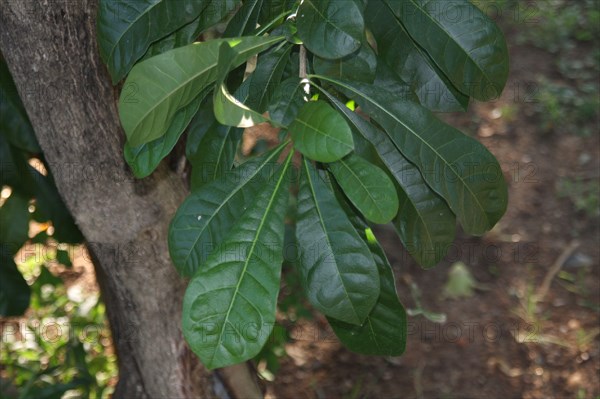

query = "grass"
[{"left": 0, "top": 242, "right": 117, "bottom": 399}]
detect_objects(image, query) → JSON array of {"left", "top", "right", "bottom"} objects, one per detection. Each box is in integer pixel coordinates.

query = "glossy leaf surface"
[
  {"left": 313, "top": 41, "right": 377, "bottom": 83},
  {"left": 187, "top": 97, "right": 243, "bottom": 190},
  {"left": 325, "top": 92, "right": 456, "bottom": 267},
  {"left": 182, "top": 152, "right": 292, "bottom": 369},
  {"left": 169, "top": 144, "right": 286, "bottom": 276},
  {"left": 245, "top": 44, "right": 292, "bottom": 113},
  {"left": 366, "top": 0, "right": 469, "bottom": 112},
  {"left": 329, "top": 226, "right": 407, "bottom": 356},
  {"left": 213, "top": 42, "right": 276, "bottom": 128},
  {"left": 385, "top": 0, "right": 509, "bottom": 100},
  {"left": 268, "top": 77, "right": 306, "bottom": 126},
  {"left": 119, "top": 36, "right": 283, "bottom": 146},
  {"left": 295, "top": 158, "right": 379, "bottom": 325},
  {"left": 296, "top": 0, "right": 364, "bottom": 59},
  {"left": 290, "top": 101, "right": 354, "bottom": 162},
  {"left": 328, "top": 154, "right": 399, "bottom": 224},
  {"left": 97, "top": 0, "right": 208, "bottom": 83},
  {"left": 124, "top": 91, "right": 205, "bottom": 178},
  {"left": 317, "top": 76, "right": 507, "bottom": 235}
]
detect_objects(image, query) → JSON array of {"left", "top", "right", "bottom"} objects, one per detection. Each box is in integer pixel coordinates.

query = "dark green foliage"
[{"left": 97, "top": 0, "right": 510, "bottom": 368}]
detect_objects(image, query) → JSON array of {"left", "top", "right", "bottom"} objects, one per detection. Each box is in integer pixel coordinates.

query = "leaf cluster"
[{"left": 97, "top": 0, "right": 510, "bottom": 368}]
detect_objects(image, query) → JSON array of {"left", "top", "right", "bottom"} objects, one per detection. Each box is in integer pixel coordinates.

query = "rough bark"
[{"left": 0, "top": 1, "right": 261, "bottom": 398}]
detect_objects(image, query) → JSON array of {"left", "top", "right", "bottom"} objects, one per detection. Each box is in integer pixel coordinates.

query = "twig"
[
  {"left": 299, "top": 45, "right": 307, "bottom": 79},
  {"left": 535, "top": 239, "right": 580, "bottom": 302},
  {"left": 299, "top": 45, "right": 310, "bottom": 100}
]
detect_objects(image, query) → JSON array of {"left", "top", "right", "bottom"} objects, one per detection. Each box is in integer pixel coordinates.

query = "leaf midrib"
[
  {"left": 180, "top": 145, "right": 284, "bottom": 268},
  {"left": 293, "top": 118, "right": 351, "bottom": 148},
  {"left": 303, "top": 160, "right": 360, "bottom": 324},
  {"left": 377, "top": 2, "right": 466, "bottom": 104},
  {"left": 208, "top": 152, "right": 292, "bottom": 366},
  {"left": 337, "top": 157, "right": 388, "bottom": 220}
]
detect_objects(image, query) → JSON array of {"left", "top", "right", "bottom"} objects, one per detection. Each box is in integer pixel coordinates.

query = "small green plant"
[
  {"left": 515, "top": 0, "right": 600, "bottom": 53},
  {"left": 96, "top": 0, "right": 509, "bottom": 369},
  {"left": 534, "top": 79, "right": 600, "bottom": 137},
  {"left": 1, "top": 252, "right": 117, "bottom": 398},
  {"left": 558, "top": 178, "right": 600, "bottom": 217}
]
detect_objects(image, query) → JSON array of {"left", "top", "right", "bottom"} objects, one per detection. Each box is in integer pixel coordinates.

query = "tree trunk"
[{"left": 0, "top": 1, "right": 261, "bottom": 398}]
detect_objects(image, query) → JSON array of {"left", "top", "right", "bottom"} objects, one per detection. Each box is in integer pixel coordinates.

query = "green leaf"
[
  {"left": 365, "top": 0, "right": 469, "bottom": 112},
  {"left": 316, "top": 77, "right": 507, "bottom": 235},
  {"left": 187, "top": 96, "right": 244, "bottom": 190},
  {"left": 0, "top": 56, "right": 40, "bottom": 153},
  {"left": 290, "top": 101, "right": 354, "bottom": 162},
  {"left": 443, "top": 262, "right": 476, "bottom": 299},
  {"left": 324, "top": 91, "right": 456, "bottom": 267},
  {"left": 196, "top": 0, "right": 240, "bottom": 34},
  {"left": 0, "top": 191, "right": 30, "bottom": 250},
  {"left": 0, "top": 254, "right": 30, "bottom": 317},
  {"left": 187, "top": 77, "right": 255, "bottom": 189},
  {"left": 268, "top": 77, "right": 306, "bottom": 126},
  {"left": 259, "top": 0, "right": 296, "bottom": 25},
  {"left": 97, "top": 0, "right": 209, "bottom": 83},
  {"left": 119, "top": 35, "right": 284, "bottom": 146},
  {"left": 124, "top": 90, "right": 206, "bottom": 178},
  {"left": 143, "top": 16, "right": 203, "bottom": 59},
  {"left": 328, "top": 226, "right": 407, "bottom": 356},
  {"left": 245, "top": 44, "right": 292, "bottom": 113},
  {"left": 169, "top": 144, "right": 287, "bottom": 277},
  {"left": 212, "top": 41, "right": 279, "bottom": 128},
  {"left": 313, "top": 41, "right": 377, "bottom": 83},
  {"left": 182, "top": 151, "right": 293, "bottom": 369},
  {"left": 385, "top": 0, "right": 509, "bottom": 101},
  {"left": 328, "top": 154, "right": 399, "bottom": 224},
  {"left": 213, "top": 86, "right": 270, "bottom": 126},
  {"left": 372, "top": 62, "right": 420, "bottom": 103},
  {"left": 143, "top": 0, "right": 241, "bottom": 59},
  {"left": 295, "top": 158, "right": 379, "bottom": 325},
  {"left": 224, "top": 0, "right": 264, "bottom": 37},
  {"left": 296, "top": 0, "right": 365, "bottom": 59},
  {"left": 190, "top": 125, "right": 242, "bottom": 190}
]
